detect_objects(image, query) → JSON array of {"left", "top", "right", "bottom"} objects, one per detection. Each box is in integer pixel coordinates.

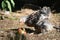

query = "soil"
[{"left": 0, "top": 8, "right": 60, "bottom": 40}]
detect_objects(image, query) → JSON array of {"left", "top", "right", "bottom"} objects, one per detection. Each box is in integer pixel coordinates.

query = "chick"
[
  {"left": 25, "top": 6, "right": 55, "bottom": 33},
  {"left": 18, "top": 28, "right": 27, "bottom": 40}
]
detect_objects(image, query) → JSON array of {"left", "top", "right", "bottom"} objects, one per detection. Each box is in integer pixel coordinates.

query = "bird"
[
  {"left": 25, "top": 6, "right": 55, "bottom": 33},
  {"left": 18, "top": 28, "right": 26, "bottom": 35}
]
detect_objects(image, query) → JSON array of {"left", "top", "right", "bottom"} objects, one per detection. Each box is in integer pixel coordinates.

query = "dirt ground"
[
  {"left": 26, "top": 31, "right": 60, "bottom": 40},
  {"left": 0, "top": 8, "right": 60, "bottom": 40}
]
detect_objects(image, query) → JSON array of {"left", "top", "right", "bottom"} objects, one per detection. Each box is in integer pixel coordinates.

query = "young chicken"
[{"left": 25, "top": 7, "right": 55, "bottom": 33}]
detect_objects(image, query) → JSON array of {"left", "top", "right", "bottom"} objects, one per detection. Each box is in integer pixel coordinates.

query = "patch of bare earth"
[
  {"left": 26, "top": 31, "right": 60, "bottom": 40},
  {"left": 0, "top": 8, "right": 60, "bottom": 40}
]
